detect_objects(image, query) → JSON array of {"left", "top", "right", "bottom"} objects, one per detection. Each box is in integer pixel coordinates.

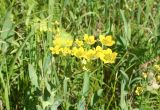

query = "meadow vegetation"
[{"left": 0, "top": 0, "right": 160, "bottom": 110}]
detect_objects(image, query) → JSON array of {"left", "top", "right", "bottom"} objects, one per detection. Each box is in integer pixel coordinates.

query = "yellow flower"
[
  {"left": 84, "top": 34, "right": 96, "bottom": 45},
  {"left": 110, "top": 52, "right": 117, "bottom": 63},
  {"left": 61, "top": 47, "right": 71, "bottom": 56},
  {"left": 100, "top": 48, "right": 117, "bottom": 63},
  {"left": 53, "top": 37, "right": 73, "bottom": 47},
  {"left": 81, "top": 59, "right": 89, "bottom": 71},
  {"left": 75, "top": 39, "right": 84, "bottom": 47},
  {"left": 81, "top": 59, "right": 87, "bottom": 65},
  {"left": 66, "top": 39, "right": 73, "bottom": 47},
  {"left": 142, "top": 72, "right": 148, "bottom": 79},
  {"left": 53, "top": 37, "right": 62, "bottom": 47},
  {"left": 54, "top": 20, "right": 60, "bottom": 25},
  {"left": 95, "top": 46, "right": 103, "bottom": 58},
  {"left": 72, "top": 47, "right": 85, "bottom": 58},
  {"left": 135, "top": 86, "right": 143, "bottom": 95},
  {"left": 99, "top": 35, "right": 115, "bottom": 46},
  {"left": 82, "top": 66, "right": 89, "bottom": 71},
  {"left": 84, "top": 49, "right": 96, "bottom": 60},
  {"left": 71, "top": 47, "right": 78, "bottom": 55},
  {"left": 157, "top": 75, "right": 160, "bottom": 82},
  {"left": 50, "top": 46, "right": 61, "bottom": 54},
  {"left": 95, "top": 46, "right": 103, "bottom": 51},
  {"left": 154, "top": 64, "right": 160, "bottom": 72}
]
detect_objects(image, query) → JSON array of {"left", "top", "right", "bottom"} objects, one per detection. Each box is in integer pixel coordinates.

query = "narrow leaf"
[
  {"left": 82, "top": 72, "right": 89, "bottom": 97},
  {"left": 28, "top": 64, "right": 38, "bottom": 88}
]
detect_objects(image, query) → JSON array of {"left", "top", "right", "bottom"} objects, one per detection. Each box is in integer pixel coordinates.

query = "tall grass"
[{"left": 0, "top": 0, "right": 160, "bottom": 110}]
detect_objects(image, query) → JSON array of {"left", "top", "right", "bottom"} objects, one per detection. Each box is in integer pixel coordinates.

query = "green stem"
[{"left": 106, "top": 74, "right": 117, "bottom": 109}]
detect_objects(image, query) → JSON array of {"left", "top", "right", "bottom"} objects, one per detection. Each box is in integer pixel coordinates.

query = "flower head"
[
  {"left": 157, "top": 75, "right": 160, "bottom": 82},
  {"left": 72, "top": 47, "right": 85, "bottom": 58},
  {"left": 50, "top": 46, "right": 61, "bottom": 54},
  {"left": 154, "top": 64, "right": 160, "bottom": 72},
  {"left": 53, "top": 37, "right": 63, "bottom": 47},
  {"left": 61, "top": 47, "right": 71, "bottom": 56},
  {"left": 100, "top": 48, "right": 117, "bottom": 63},
  {"left": 66, "top": 39, "right": 73, "bottom": 47},
  {"left": 142, "top": 72, "right": 148, "bottom": 79},
  {"left": 84, "top": 49, "right": 96, "bottom": 60},
  {"left": 53, "top": 37, "right": 73, "bottom": 47},
  {"left": 75, "top": 39, "right": 84, "bottom": 47},
  {"left": 135, "top": 86, "right": 143, "bottom": 95},
  {"left": 99, "top": 35, "right": 115, "bottom": 46},
  {"left": 84, "top": 34, "right": 96, "bottom": 45},
  {"left": 95, "top": 46, "right": 103, "bottom": 58},
  {"left": 54, "top": 20, "right": 60, "bottom": 26}
]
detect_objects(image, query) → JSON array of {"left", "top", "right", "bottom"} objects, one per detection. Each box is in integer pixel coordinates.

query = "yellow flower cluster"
[
  {"left": 50, "top": 34, "right": 117, "bottom": 64},
  {"left": 154, "top": 64, "right": 160, "bottom": 72},
  {"left": 135, "top": 86, "right": 143, "bottom": 95}
]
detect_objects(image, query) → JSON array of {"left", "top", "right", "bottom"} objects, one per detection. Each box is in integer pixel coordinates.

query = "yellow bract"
[
  {"left": 71, "top": 47, "right": 78, "bottom": 56},
  {"left": 53, "top": 37, "right": 62, "bottom": 47},
  {"left": 154, "top": 64, "right": 160, "bottom": 72},
  {"left": 72, "top": 47, "right": 85, "bottom": 58},
  {"left": 54, "top": 20, "right": 60, "bottom": 25},
  {"left": 99, "top": 35, "right": 115, "bottom": 46},
  {"left": 66, "top": 40, "right": 73, "bottom": 47},
  {"left": 84, "top": 49, "right": 96, "bottom": 60},
  {"left": 53, "top": 37, "right": 73, "bottom": 47},
  {"left": 50, "top": 46, "right": 61, "bottom": 54},
  {"left": 142, "top": 72, "right": 148, "bottom": 79},
  {"left": 100, "top": 48, "right": 118, "bottom": 64},
  {"left": 61, "top": 47, "right": 71, "bottom": 56},
  {"left": 50, "top": 33, "right": 118, "bottom": 64},
  {"left": 95, "top": 46, "right": 103, "bottom": 58},
  {"left": 75, "top": 39, "right": 84, "bottom": 47},
  {"left": 135, "top": 86, "right": 143, "bottom": 95},
  {"left": 84, "top": 34, "right": 96, "bottom": 45}
]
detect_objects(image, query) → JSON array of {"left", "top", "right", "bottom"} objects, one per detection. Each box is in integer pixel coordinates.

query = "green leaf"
[
  {"left": 28, "top": 64, "right": 38, "bottom": 88},
  {"left": 82, "top": 72, "right": 90, "bottom": 97},
  {"left": 45, "top": 78, "right": 51, "bottom": 93},
  {"left": 97, "top": 89, "right": 103, "bottom": 96},
  {"left": 120, "top": 80, "right": 128, "bottom": 110},
  {"left": 63, "top": 77, "right": 69, "bottom": 97},
  {"left": 51, "top": 101, "right": 61, "bottom": 110},
  {"left": 0, "top": 65, "right": 10, "bottom": 110},
  {"left": 117, "top": 36, "right": 128, "bottom": 48},
  {"left": 36, "top": 105, "right": 43, "bottom": 110},
  {"left": 120, "top": 10, "right": 131, "bottom": 47},
  {"left": 1, "top": 11, "right": 13, "bottom": 39},
  {"left": 90, "top": 89, "right": 103, "bottom": 107},
  {"left": 120, "top": 70, "right": 129, "bottom": 81},
  {"left": 78, "top": 98, "right": 85, "bottom": 110}
]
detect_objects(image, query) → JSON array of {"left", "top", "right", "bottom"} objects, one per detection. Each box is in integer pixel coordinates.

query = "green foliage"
[{"left": 0, "top": 0, "right": 160, "bottom": 110}]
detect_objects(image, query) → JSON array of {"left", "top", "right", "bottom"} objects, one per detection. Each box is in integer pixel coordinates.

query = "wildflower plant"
[
  {"left": 50, "top": 33, "right": 118, "bottom": 64},
  {"left": 1, "top": 1, "right": 160, "bottom": 109},
  {"left": 135, "top": 63, "right": 160, "bottom": 97}
]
